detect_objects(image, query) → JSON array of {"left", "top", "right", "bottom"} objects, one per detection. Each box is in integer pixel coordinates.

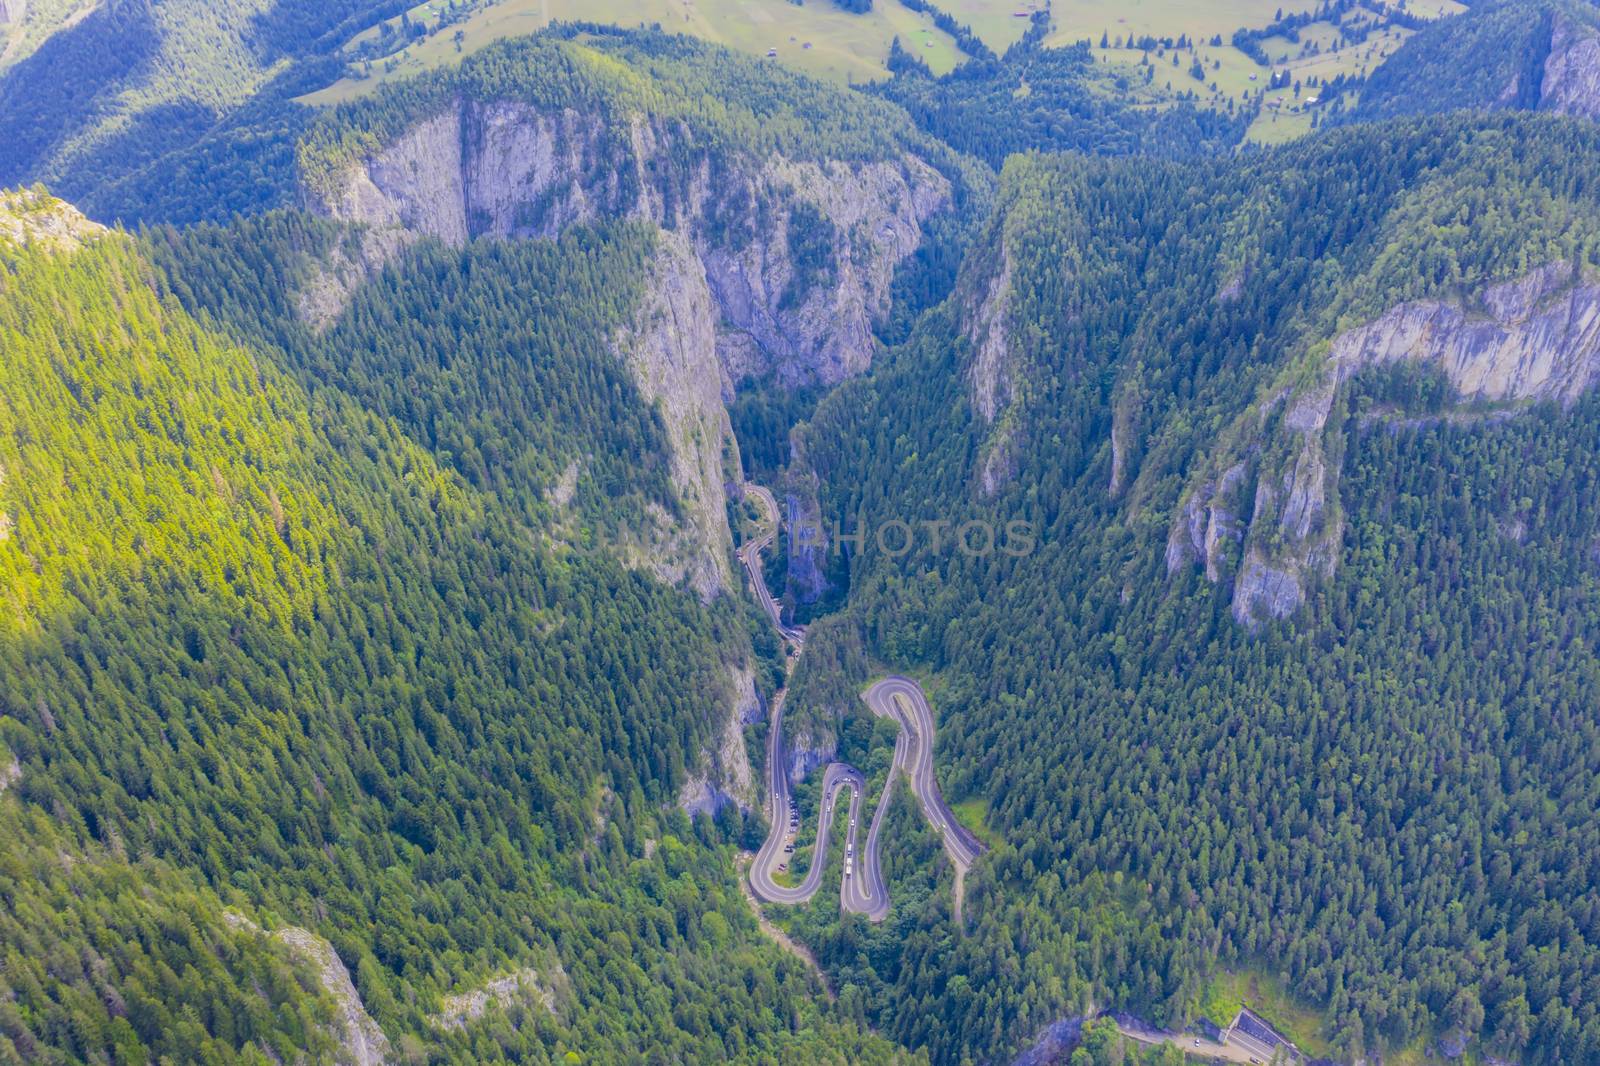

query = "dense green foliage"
[
  {"left": 145, "top": 213, "right": 677, "bottom": 534},
  {"left": 729, "top": 378, "right": 827, "bottom": 483},
  {"left": 0, "top": 794, "right": 342, "bottom": 1065},
  {"left": 872, "top": 37, "right": 1249, "bottom": 169},
  {"left": 788, "top": 114, "right": 1600, "bottom": 1064},
  {"left": 17, "top": 0, "right": 1600, "bottom": 1060},
  {"left": 0, "top": 205, "right": 912, "bottom": 1061},
  {"left": 782, "top": 616, "right": 871, "bottom": 747}
]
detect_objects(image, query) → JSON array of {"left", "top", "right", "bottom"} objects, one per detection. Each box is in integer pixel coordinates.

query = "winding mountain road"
[
  {"left": 739, "top": 484, "right": 805, "bottom": 646},
  {"left": 741, "top": 483, "right": 984, "bottom": 922}
]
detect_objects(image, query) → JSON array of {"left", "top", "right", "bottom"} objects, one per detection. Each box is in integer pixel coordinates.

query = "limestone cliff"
[
  {"left": 678, "top": 663, "right": 763, "bottom": 815},
  {"left": 0, "top": 461, "right": 10, "bottom": 547},
  {"left": 293, "top": 227, "right": 410, "bottom": 335},
  {"left": 787, "top": 728, "right": 838, "bottom": 785},
  {"left": 0, "top": 187, "right": 103, "bottom": 249},
  {"left": 429, "top": 958, "right": 569, "bottom": 1032},
  {"left": 962, "top": 231, "right": 1021, "bottom": 498},
  {"left": 308, "top": 99, "right": 952, "bottom": 391},
  {"left": 612, "top": 231, "right": 739, "bottom": 601},
  {"left": 224, "top": 913, "right": 390, "bottom": 1066},
  {"left": 1170, "top": 261, "right": 1600, "bottom": 626},
  {"left": 965, "top": 237, "right": 1015, "bottom": 426},
  {"left": 783, "top": 484, "right": 830, "bottom": 609},
  {"left": 1541, "top": 10, "right": 1600, "bottom": 120}
]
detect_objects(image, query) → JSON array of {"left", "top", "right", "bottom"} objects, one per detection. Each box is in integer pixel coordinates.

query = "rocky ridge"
[
  {"left": 429, "top": 963, "right": 568, "bottom": 1032},
  {"left": 611, "top": 230, "right": 740, "bottom": 601},
  {"left": 1169, "top": 261, "right": 1600, "bottom": 626},
  {"left": 962, "top": 230, "right": 1022, "bottom": 497},
  {"left": 678, "top": 663, "right": 763, "bottom": 816},
  {"left": 1540, "top": 10, "right": 1600, "bottom": 119},
  {"left": 223, "top": 913, "right": 391, "bottom": 1066},
  {"left": 308, "top": 98, "right": 953, "bottom": 391},
  {"left": 0, "top": 187, "right": 103, "bottom": 249}
]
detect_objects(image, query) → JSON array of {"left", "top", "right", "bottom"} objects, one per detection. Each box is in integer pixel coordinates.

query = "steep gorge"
[{"left": 308, "top": 97, "right": 954, "bottom": 391}]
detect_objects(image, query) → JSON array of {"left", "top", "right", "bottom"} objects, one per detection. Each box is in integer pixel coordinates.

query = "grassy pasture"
[
  {"left": 302, "top": 0, "right": 973, "bottom": 103},
  {"left": 301, "top": 0, "right": 1467, "bottom": 157}
]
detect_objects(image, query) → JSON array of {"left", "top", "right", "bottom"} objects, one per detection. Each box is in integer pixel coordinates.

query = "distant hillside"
[
  {"left": 0, "top": 0, "right": 411, "bottom": 219},
  {"left": 1351, "top": 0, "right": 1600, "bottom": 121},
  {"left": 871, "top": 32, "right": 1250, "bottom": 167}
]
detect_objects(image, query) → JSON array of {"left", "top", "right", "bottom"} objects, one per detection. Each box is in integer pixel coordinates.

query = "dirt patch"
[{"left": 737, "top": 854, "right": 834, "bottom": 1000}]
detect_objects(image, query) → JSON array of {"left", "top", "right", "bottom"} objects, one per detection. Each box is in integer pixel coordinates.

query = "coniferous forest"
[{"left": 6, "top": 3, "right": 1600, "bottom": 1064}]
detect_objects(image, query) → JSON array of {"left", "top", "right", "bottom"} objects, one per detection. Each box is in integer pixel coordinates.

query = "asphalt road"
[
  {"left": 738, "top": 484, "right": 805, "bottom": 646},
  {"left": 741, "top": 484, "right": 984, "bottom": 922},
  {"left": 863, "top": 677, "right": 985, "bottom": 871},
  {"left": 748, "top": 746, "right": 864, "bottom": 905}
]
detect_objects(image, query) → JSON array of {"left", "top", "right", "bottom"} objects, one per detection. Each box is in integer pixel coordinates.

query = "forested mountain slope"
[
  {"left": 0, "top": 187, "right": 912, "bottom": 1063},
  {"left": 1351, "top": 0, "right": 1600, "bottom": 122},
  {"left": 788, "top": 113, "right": 1600, "bottom": 1064}
]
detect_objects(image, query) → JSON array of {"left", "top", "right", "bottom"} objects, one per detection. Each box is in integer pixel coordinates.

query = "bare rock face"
[
  {"left": 223, "top": 913, "right": 391, "bottom": 1066},
  {"left": 0, "top": 755, "right": 17, "bottom": 794},
  {"left": 783, "top": 487, "right": 831, "bottom": 607},
  {"left": 1166, "top": 460, "right": 1252, "bottom": 582},
  {"left": 0, "top": 0, "right": 22, "bottom": 26},
  {"left": 965, "top": 239, "right": 1015, "bottom": 425},
  {"left": 429, "top": 962, "right": 567, "bottom": 1031},
  {"left": 960, "top": 233, "right": 1026, "bottom": 498},
  {"left": 1173, "top": 262, "right": 1600, "bottom": 627},
  {"left": 308, "top": 99, "right": 952, "bottom": 391},
  {"left": 776, "top": 430, "right": 832, "bottom": 608},
  {"left": 1330, "top": 261, "right": 1600, "bottom": 404},
  {"left": 0, "top": 461, "right": 11, "bottom": 546},
  {"left": 787, "top": 729, "right": 837, "bottom": 785},
  {"left": 0, "top": 187, "right": 104, "bottom": 250},
  {"left": 321, "top": 111, "right": 469, "bottom": 244},
  {"left": 679, "top": 663, "right": 762, "bottom": 816},
  {"left": 1541, "top": 12, "right": 1600, "bottom": 121},
  {"left": 612, "top": 231, "right": 738, "bottom": 601},
  {"left": 294, "top": 227, "right": 411, "bottom": 335},
  {"left": 275, "top": 927, "right": 392, "bottom": 1066}
]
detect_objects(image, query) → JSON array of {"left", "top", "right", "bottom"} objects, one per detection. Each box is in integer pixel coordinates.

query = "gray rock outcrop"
[
  {"left": 611, "top": 231, "right": 739, "bottom": 601},
  {"left": 783, "top": 487, "right": 830, "bottom": 607},
  {"left": 1172, "top": 261, "right": 1600, "bottom": 627},
  {"left": 308, "top": 99, "right": 952, "bottom": 391},
  {"left": 787, "top": 729, "right": 837, "bottom": 785},
  {"left": 429, "top": 962, "right": 567, "bottom": 1031},
  {"left": 966, "top": 238, "right": 1015, "bottom": 425},
  {"left": 961, "top": 233, "right": 1025, "bottom": 498},
  {"left": 679, "top": 663, "right": 762, "bottom": 816},
  {"left": 1541, "top": 11, "right": 1600, "bottom": 120},
  {"left": 0, "top": 188, "right": 104, "bottom": 250},
  {"left": 223, "top": 913, "right": 390, "bottom": 1066}
]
